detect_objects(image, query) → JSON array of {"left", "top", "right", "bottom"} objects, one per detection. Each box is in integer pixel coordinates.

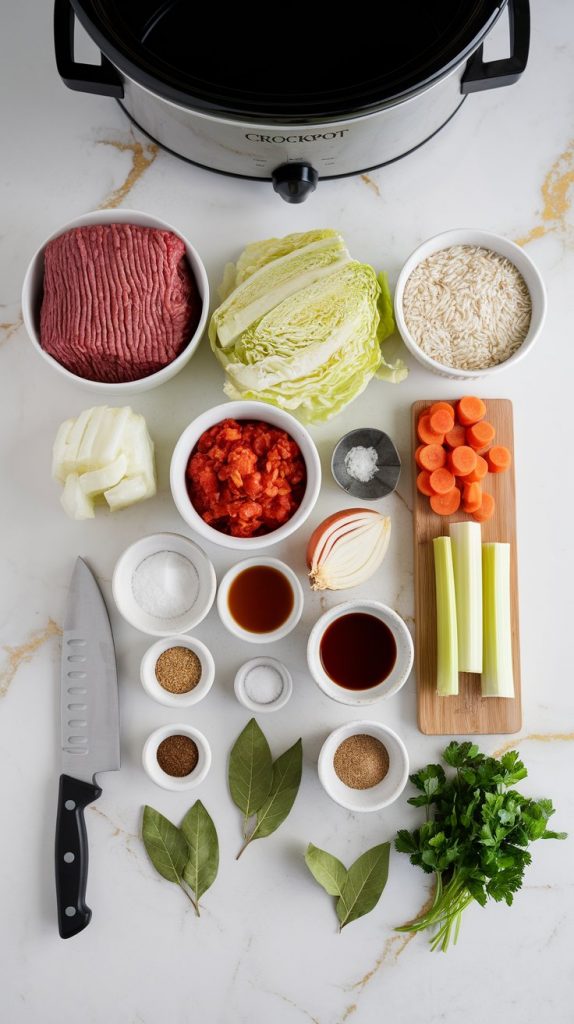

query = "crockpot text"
[{"left": 245, "top": 130, "right": 349, "bottom": 144}]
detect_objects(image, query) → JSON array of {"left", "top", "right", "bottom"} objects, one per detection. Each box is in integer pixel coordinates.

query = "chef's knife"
[{"left": 55, "top": 557, "right": 120, "bottom": 939}]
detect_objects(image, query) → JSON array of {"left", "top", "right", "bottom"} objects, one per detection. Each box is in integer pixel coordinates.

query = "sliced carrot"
[
  {"left": 472, "top": 491, "right": 495, "bottom": 523},
  {"left": 430, "top": 407, "right": 455, "bottom": 435},
  {"left": 419, "top": 444, "right": 446, "bottom": 472},
  {"left": 430, "top": 401, "right": 455, "bottom": 418},
  {"left": 415, "top": 444, "right": 426, "bottom": 469},
  {"left": 464, "top": 454, "right": 488, "bottom": 483},
  {"left": 457, "top": 396, "right": 486, "bottom": 426},
  {"left": 467, "top": 421, "right": 495, "bottom": 449},
  {"left": 417, "top": 414, "right": 445, "bottom": 446},
  {"left": 462, "top": 481, "right": 482, "bottom": 514},
  {"left": 444, "top": 424, "right": 466, "bottom": 449},
  {"left": 430, "top": 487, "right": 461, "bottom": 516},
  {"left": 448, "top": 445, "right": 478, "bottom": 477},
  {"left": 429, "top": 468, "right": 456, "bottom": 495},
  {"left": 486, "top": 445, "right": 512, "bottom": 473},
  {"left": 416, "top": 470, "right": 435, "bottom": 497}
]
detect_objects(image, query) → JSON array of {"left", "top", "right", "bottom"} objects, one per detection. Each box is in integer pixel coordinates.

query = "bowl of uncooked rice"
[{"left": 394, "top": 229, "right": 547, "bottom": 379}]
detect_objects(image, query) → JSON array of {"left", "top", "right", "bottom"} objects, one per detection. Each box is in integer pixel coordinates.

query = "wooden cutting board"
[{"left": 413, "top": 399, "right": 521, "bottom": 735}]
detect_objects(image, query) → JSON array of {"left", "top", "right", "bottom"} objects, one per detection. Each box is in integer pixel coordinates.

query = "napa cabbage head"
[{"left": 210, "top": 230, "right": 407, "bottom": 421}]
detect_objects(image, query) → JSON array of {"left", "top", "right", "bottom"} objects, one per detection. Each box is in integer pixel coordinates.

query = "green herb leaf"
[
  {"left": 395, "top": 742, "right": 567, "bottom": 952},
  {"left": 181, "top": 801, "right": 219, "bottom": 905},
  {"left": 337, "top": 843, "right": 390, "bottom": 929},
  {"left": 142, "top": 806, "right": 188, "bottom": 884},
  {"left": 305, "top": 843, "right": 348, "bottom": 897},
  {"left": 443, "top": 741, "right": 480, "bottom": 768},
  {"left": 228, "top": 718, "right": 273, "bottom": 819},
  {"left": 250, "top": 738, "right": 303, "bottom": 842}
]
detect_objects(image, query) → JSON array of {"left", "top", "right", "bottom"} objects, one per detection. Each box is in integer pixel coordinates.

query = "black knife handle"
[{"left": 55, "top": 774, "right": 102, "bottom": 939}]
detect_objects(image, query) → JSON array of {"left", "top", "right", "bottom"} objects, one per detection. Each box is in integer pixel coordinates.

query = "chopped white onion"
[{"left": 53, "top": 406, "right": 156, "bottom": 520}]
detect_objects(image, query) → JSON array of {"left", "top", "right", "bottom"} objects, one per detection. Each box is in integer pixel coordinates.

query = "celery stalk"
[
  {"left": 433, "top": 537, "right": 459, "bottom": 696},
  {"left": 450, "top": 522, "right": 483, "bottom": 673},
  {"left": 482, "top": 543, "right": 514, "bottom": 698}
]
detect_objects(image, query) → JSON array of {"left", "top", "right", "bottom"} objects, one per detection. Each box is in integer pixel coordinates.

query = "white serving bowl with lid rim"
[
  {"left": 170, "top": 400, "right": 321, "bottom": 551},
  {"left": 21, "top": 208, "right": 209, "bottom": 394},
  {"left": 307, "top": 599, "right": 414, "bottom": 706},
  {"left": 393, "top": 228, "right": 547, "bottom": 380}
]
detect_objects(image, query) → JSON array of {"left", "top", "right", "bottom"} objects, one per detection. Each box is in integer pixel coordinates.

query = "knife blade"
[{"left": 55, "top": 557, "right": 120, "bottom": 939}]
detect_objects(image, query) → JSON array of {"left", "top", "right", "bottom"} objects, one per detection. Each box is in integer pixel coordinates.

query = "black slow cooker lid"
[{"left": 73, "top": 0, "right": 507, "bottom": 121}]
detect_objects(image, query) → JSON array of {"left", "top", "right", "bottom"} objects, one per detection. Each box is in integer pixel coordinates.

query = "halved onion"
[{"left": 306, "top": 508, "right": 391, "bottom": 591}]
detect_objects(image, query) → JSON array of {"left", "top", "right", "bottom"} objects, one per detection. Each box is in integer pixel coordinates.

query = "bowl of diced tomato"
[{"left": 170, "top": 401, "right": 322, "bottom": 550}]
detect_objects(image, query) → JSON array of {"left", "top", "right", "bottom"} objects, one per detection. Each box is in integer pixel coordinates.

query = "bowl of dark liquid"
[{"left": 307, "top": 601, "right": 414, "bottom": 705}]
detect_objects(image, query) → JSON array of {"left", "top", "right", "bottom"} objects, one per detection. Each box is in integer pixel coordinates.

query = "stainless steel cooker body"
[
  {"left": 118, "top": 64, "right": 467, "bottom": 180},
  {"left": 54, "top": 0, "right": 530, "bottom": 202}
]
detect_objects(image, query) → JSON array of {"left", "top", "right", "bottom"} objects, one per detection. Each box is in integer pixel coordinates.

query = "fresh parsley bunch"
[{"left": 395, "top": 741, "right": 566, "bottom": 952}]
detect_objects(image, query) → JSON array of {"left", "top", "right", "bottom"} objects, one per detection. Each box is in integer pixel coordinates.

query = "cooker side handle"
[
  {"left": 461, "top": 0, "right": 530, "bottom": 93},
  {"left": 54, "top": 0, "right": 124, "bottom": 98}
]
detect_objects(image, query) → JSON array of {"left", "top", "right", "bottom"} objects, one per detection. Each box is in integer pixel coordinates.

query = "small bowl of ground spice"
[
  {"left": 142, "top": 724, "right": 211, "bottom": 791},
  {"left": 140, "top": 635, "right": 215, "bottom": 708},
  {"left": 318, "top": 721, "right": 409, "bottom": 812}
]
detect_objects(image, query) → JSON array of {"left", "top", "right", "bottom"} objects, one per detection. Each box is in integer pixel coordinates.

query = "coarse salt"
[
  {"left": 132, "top": 550, "right": 199, "bottom": 619},
  {"left": 344, "top": 445, "right": 379, "bottom": 483},
  {"left": 244, "top": 664, "right": 284, "bottom": 705}
]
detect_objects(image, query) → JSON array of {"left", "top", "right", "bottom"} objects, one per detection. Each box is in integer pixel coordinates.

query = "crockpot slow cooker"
[{"left": 54, "top": 0, "right": 530, "bottom": 203}]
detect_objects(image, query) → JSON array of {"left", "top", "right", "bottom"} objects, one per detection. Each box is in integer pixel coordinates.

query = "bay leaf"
[
  {"left": 181, "top": 800, "right": 219, "bottom": 902},
  {"left": 337, "top": 842, "right": 390, "bottom": 929},
  {"left": 228, "top": 718, "right": 273, "bottom": 819},
  {"left": 142, "top": 806, "right": 188, "bottom": 884},
  {"left": 249, "top": 738, "right": 303, "bottom": 841},
  {"left": 305, "top": 843, "right": 348, "bottom": 897}
]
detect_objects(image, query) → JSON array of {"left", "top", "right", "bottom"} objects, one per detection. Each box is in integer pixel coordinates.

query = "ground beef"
[{"left": 40, "top": 224, "right": 201, "bottom": 383}]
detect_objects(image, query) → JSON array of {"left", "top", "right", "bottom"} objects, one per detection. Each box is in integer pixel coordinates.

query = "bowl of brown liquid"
[
  {"left": 307, "top": 600, "right": 414, "bottom": 705},
  {"left": 217, "top": 557, "right": 304, "bottom": 644}
]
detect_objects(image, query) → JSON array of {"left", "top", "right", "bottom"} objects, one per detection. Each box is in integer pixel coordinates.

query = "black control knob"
[{"left": 272, "top": 163, "right": 318, "bottom": 203}]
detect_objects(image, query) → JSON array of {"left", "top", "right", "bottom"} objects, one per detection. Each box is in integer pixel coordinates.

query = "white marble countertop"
[{"left": 1, "top": 3, "right": 573, "bottom": 1022}]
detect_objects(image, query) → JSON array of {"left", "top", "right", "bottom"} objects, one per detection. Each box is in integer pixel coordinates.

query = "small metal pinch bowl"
[{"left": 331, "top": 428, "right": 401, "bottom": 501}]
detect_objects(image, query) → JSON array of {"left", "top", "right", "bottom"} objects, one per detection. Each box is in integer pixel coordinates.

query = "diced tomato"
[{"left": 185, "top": 419, "right": 306, "bottom": 537}]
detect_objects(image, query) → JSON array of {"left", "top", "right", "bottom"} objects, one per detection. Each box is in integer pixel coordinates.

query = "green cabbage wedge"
[{"left": 209, "top": 230, "right": 407, "bottom": 421}]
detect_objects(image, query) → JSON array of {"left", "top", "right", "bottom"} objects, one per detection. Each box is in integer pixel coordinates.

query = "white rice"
[{"left": 402, "top": 245, "right": 532, "bottom": 371}]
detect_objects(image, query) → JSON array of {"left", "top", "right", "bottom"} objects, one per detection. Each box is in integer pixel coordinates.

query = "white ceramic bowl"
[
  {"left": 21, "top": 208, "right": 209, "bottom": 394},
  {"left": 112, "top": 532, "right": 216, "bottom": 637},
  {"left": 140, "top": 635, "right": 215, "bottom": 708},
  {"left": 234, "top": 657, "right": 293, "bottom": 713},
  {"left": 142, "top": 724, "right": 211, "bottom": 792},
  {"left": 307, "top": 600, "right": 414, "bottom": 706},
  {"left": 217, "top": 557, "right": 303, "bottom": 643},
  {"left": 318, "top": 721, "right": 409, "bottom": 812},
  {"left": 170, "top": 400, "right": 321, "bottom": 551},
  {"left": 394, "top": 228, "right": 547, "bottom": 379}
]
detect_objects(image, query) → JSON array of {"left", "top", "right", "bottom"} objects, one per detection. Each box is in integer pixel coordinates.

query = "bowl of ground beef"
[
  {"left": 21, "top": 209, "right": 209, "bottom": 394},
  {"left": 170, "top": 401, "right": 322, "bottom": 550}
]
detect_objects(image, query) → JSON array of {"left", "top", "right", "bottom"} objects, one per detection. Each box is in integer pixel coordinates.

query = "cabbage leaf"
[{"left": 210, "top": 230, "right": 407, "bottom": 421}]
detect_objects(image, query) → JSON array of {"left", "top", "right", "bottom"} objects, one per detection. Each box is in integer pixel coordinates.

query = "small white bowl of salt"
[
  {"left": 112, "top": 532, "right": 216, "bottom": 636},
  {"left": 234, "top": 657, "right": 293, "bottom": 713}
]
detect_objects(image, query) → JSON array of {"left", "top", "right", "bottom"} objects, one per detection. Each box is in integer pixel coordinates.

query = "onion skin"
[{"left": 307, "top": 508, "right": 391, "bottom": 591}]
